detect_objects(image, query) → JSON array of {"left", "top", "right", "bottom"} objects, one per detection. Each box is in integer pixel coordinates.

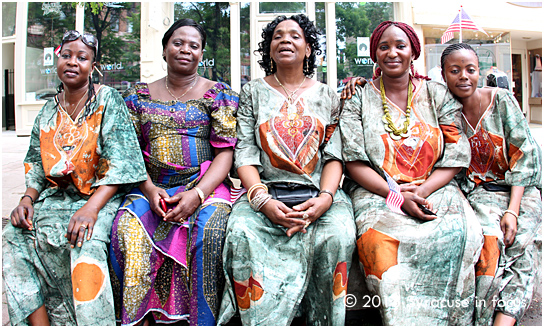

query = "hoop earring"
[
  {"left": 373, "top": 62, "right": 380, "bottom": 77},
  {"left": 271, "top": 58, "right": 275, "bottom": 72}
]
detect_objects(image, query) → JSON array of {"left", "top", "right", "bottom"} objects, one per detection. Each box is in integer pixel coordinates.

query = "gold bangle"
[
  {"left": 193, "top": 186, "right": 206, "bottom": 204},
  {"left": 247, "top": 183, "right": 268, "bottom": 202},
  {"left": 503, "top": 209, "right": 519, "bottom": 220}
]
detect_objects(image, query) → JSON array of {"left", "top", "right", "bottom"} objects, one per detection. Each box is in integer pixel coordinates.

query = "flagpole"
[{"left": 459, "top": 7, "right": 462, "bottom": 43}]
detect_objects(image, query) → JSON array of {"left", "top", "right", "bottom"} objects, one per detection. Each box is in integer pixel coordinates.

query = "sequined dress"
[{"left": 109, "top": 82, "right": 238, "bottom": 325}]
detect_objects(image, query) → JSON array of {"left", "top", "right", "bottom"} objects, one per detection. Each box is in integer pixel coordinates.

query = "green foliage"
[
  {"left": 335, "top": 2, "right": 393, "bottom": 80},
  {"left": 84, "top": 2, "right": 140, "bottom": 89},
  {"left": 71, "top": 2, "right": 105, "bottom": 15}
]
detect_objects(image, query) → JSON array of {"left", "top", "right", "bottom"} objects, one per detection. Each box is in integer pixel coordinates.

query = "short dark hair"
[
  {"left": 162, "top": 18, "right": 207, "bottom": 61},
  {"left": 440, "top": 43, "right": 479, "bottom": 73},
  {"left": 256, "top": 14, "right": 321, "bottom": 77}
]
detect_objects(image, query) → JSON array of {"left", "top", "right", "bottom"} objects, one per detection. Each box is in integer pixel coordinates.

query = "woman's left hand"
[
  {"left": 66, "top": 206, "right": 99, "bottom": 248},
  {"left": 162, "top": 189, "right": 201, "bottom": 223},
  {"left": 501, "top": 213, "right": 518, "bottom": 248},
  {"left": 285, "top": 194, "right": 333, "bottom": 235}
]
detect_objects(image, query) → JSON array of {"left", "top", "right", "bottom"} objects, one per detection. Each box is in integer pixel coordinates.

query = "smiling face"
[
  {"left": 270, "top": 19, "right": 311, "bottom": 69},
  {"left": 375, "top": 26, "right": 415, "bottom": 79},
  {"left": 163, "top": 25, "right": 204, "bottom": 75},
  {"left": 442, "top": 49, "right": 480, "bottom": 99},
  {"left": 57, "top": 39, "right": 95, "bottom": 88}
]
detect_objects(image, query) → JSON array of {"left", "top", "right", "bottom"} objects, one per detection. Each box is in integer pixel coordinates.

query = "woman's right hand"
[
  {"left": 140, "top": 182, "right": 169, "bottom": 217},
  {"left": 340, "top": 77, "right": 367, "bottom": 100},
  {"left": 400, "top": 191, "right": 437, "bottom": 221},
  {"left": 259, "top": 199, "right": 308, "bottom": 236},
  {"left": 10, "top": 198, "right": 34, "bottom": 230}
]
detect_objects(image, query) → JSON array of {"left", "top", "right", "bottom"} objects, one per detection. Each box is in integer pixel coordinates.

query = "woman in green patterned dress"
[
  {"left": 2, "top": 31, "right": 147, "bottom": 325},
  {"left": 441, "top": 43, "right": 542, "bottom": 326},
  {"left": 217, "top": 14, "right": 356, "bottom": 325}
]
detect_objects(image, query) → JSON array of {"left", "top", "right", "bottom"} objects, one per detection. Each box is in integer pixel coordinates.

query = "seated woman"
[
  {"left": 108, "top": 19, "right": 238, "bottom": 326},
  {"left": 441, "top": 43, "right": 542, "bottom": 326},
  {"left": 338, "top": 21, "right": 483, "bottom": 325},
  {"left": 2, "top": 31, "right": 147, "bottom": 325},
  {"left": 217, "top": 14, "right": 356, "bottom": 326}
]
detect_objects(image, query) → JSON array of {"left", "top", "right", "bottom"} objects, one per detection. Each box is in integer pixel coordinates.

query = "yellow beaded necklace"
[{"left": 380, "top": 77, "right": 412, "bottom": 140}]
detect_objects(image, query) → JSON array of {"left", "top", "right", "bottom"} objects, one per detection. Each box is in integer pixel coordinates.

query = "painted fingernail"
[
  {"left": 71, "top": 245, "right": 74, "bottom": 248},
  {"left": 77, "top": 242, "right": 82, "bottom": 247}
]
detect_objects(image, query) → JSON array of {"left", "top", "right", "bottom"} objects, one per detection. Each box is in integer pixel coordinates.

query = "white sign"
[
  {"left": 357, "top": 37, "right": 370, "bottom": 57},
  {"left": 44, "top": 47, "right": 54, "bottom": 66}
]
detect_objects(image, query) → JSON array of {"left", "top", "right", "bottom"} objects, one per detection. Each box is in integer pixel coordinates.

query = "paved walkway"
[{"left": 2, "top": 125, "right": 542, "bottom": 325}]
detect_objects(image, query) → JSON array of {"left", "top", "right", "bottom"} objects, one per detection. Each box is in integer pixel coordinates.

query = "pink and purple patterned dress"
[{"left": 109, "top": 82, "right": 238, "bottom": 325}]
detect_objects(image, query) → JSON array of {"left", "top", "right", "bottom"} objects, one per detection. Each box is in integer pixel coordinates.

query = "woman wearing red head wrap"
[{"left": 337, "top": 21, "right": 483, "bottom": 325}]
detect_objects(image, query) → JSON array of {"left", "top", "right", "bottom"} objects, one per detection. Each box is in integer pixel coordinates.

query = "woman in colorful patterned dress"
[
  {"left": 441, "top": 43, "right": 542, "bottom": 326},
  {"left": 217, "top": 14, "right": 356, "bottom": 326},
  {"left": 108, "top": 19, "right": 238, "bottom": 326},
  {"left": 2, "top": 31, "right": 147, "bottom": 326},
  {"left": 338, "top": 21, "right": 483, "bottom": 325}
]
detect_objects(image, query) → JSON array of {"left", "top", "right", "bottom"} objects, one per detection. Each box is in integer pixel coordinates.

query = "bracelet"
[
  {"left": 503, "top": 209, "right": 519, "bottom": 220},
  {"left": 319, "top": 189, "right": 334, "bottom": 201},
  {"left": 247, "top": 183, "right": 268, "bottom": 202},
  {"left": 20, "top": 194, "right": 34, "bottom": 205},
  {"left": 250, "top": 192, "right": 272, "bottom": 212},
  {"left": 193, "top": 186, "right": 206, "bottom": 204}
]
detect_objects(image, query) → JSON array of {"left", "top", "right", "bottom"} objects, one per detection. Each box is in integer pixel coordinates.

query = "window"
[
  {"left": 84, "top": 2, "right": 141, "bottom": 94},
  {"left": 174, "top": 2, "right": 232, "bottom": 85},
  {"left": 335, "top": 2, "right": 394, "bottom": 89},
  {"left": 25, "top": 2, "right": 76, "bottom": 101},
  {"left": 2, "top": 2, "right": 17, "bottom": 37}
]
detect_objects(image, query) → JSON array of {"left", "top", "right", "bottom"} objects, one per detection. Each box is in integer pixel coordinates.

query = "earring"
[
  {"left": 303, "top": 56, "right": 308, "bottom": 73},
  {"left": 271, "top": 58, "right": 275, "bottom": 72}
]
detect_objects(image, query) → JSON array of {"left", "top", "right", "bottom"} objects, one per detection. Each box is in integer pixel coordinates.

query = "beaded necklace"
[{"left": 380, "top": 77, "right": 412, "bottom": 140}]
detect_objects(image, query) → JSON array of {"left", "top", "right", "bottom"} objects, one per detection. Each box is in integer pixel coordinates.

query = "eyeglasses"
[{"left": 61, "top": 30, "right": 98, "bottom": 54}]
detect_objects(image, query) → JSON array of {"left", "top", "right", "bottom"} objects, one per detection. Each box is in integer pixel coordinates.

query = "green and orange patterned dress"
[
  {"left": 217, "top": 78, "right": 356, "bottom": 326},
  {"left": 2, "top": 85, "right": 147, "bottom": 326},
  {"left": 457, "top": 87, "right": 542, "bottom": 325},
  {"left": 339, "top": 79, "right": 483, "bottom": 325}
]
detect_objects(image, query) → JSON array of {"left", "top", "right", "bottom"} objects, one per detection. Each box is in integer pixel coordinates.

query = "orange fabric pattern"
[
  {"left": 440, "top": 122, "right": 462, "bottom": 143},
  {"left": 358, "top": 228, "right": 400, "bottom": 280},
  {"left": 332, "top": 261, "right": 348, "bottom": 301},
  {"left": 475, "top": 235, "right": 500, "bottom": 277},
  {"left": 72, "top": 262, "right": 105, "bottom": 302},
  {"left": 259, "top": 99, "right": 323, "bottom": 176},
  {"left": 467, "top": 128, "right": 508, "bottom": 185},
  {"left": 234, "top": 273, "right": 264, "bottom": 311},
  {"left": 382, "top": 121, "right": 441, "bottom": 183},
  {"left": 39, "top": 107, "right": 105, "bottom": 195}
]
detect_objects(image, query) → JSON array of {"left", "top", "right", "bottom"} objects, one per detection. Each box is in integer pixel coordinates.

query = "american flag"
[
  {"left": 441, "top": 6, "right": 488, "bottom": 44},
  {"left": 230, "top": 185, "right": 246, "bottom": 204},
  {"left": 384, "top": 172, "right": 405, "bottom": 215},
  {"left": 54, "top": 45, "right": 61, "bottom": 57}
]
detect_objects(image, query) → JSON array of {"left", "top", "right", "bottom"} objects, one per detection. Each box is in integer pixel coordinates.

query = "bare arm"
[
  {"left": 502, "top": 185, "right": 523, "bottom": 247},
  {"left": 345, "top": 160, "right": 437, "bottom": 220},
  {"left": 66, "top": 184, "right": 119, "bottom": 247},
  {"left": 163, "top": 147, "right": 234, "bottom": 222},
  {"left": 415, "top": 167, "right": 462, "bottom": 199},
  {"left": 10, "top": 187, "right": 40, "bottom": 230}
]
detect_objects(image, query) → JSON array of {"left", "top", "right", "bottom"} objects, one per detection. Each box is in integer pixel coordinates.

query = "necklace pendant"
[
  {"left": 389, "top": 132, "right": 402, "bottom": 141},
  {"left": 382, "top": 115, "right": 390, "bottom": 124}
]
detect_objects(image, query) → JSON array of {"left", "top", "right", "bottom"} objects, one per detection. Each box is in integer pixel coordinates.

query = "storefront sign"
[
  {"left": 100, "top": 62, "right": 125, "bottom": 71},
  {"left": 199, "top": 58, "right": 215, "bottom": 67},
  {"left": 44, "top": 48, "right": 54, "bottom": 66},
  {"left": 357, "top": 37, "right": 370, "bottom": 57},
  {"left": 354, "top": 57, "right": 374, "bottom": 66}
]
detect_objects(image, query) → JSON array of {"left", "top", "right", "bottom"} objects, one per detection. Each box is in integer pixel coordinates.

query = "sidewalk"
[{"left": 2, "top": 125, "right": 542, "bottom": 325}]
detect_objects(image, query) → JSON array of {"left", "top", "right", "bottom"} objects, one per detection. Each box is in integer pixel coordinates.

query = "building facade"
[{"left": 2, "top": 2, "right": 542, "bottom": 135}]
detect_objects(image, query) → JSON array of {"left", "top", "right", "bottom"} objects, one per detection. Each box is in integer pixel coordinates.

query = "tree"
[{"left": 175, "top": 2, "right": 232, "bottom": 84}]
